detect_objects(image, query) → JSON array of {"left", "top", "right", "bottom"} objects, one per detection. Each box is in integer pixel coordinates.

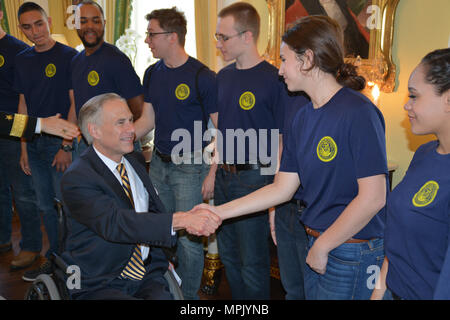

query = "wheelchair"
[{"left": 25, "top": 199, "right": 184, "bottom": 300}]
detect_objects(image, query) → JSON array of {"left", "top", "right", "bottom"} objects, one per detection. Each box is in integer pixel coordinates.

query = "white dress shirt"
[{"left": 34, "top": 118, "right": 41, "bottom": 133}]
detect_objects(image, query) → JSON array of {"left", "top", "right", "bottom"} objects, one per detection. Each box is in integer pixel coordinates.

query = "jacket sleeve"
[
  {"left": 0, "top": 111, "right": 37, "bottom": 139},
  {"left": 61, "top": 166, "right": 175, "bottom": 248}
]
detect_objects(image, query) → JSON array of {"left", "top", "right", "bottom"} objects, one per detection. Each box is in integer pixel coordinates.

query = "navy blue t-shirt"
[
  {"left": 14, "top": 42, "right": 77, "bottom": 118},
  {"left": 143, "top": 57, "right": 217, "bottom": 155},
  {"left": 0, "top": 35, "right": 29, "bottom": 112},
  {"left": 280, "top": 87, "right": 388, "bottom": 239},
  {"left": 435, "top": 245, "right": 450, "bottom": 299},
  {"left": 385, "top": 140, "right": 450, "bottom": 299},
  {"left": 217, "top": 61, "right": 285, "bottom": 164},
  {"left": 71, "top": 42, "right": 143, "bottom": 115}
]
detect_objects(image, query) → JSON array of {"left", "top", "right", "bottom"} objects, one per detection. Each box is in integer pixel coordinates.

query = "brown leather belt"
[
  {"left": 221, "top": 163, "right": 266, "bottom": 174},
  {"left": 304, "top": 226, "right": 371, "bottom": 244}
]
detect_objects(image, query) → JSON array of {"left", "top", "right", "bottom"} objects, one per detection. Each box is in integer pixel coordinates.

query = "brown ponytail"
[
  {"left": 336, "top": 63, "right": 366, "bottom": 91},
  {"left": 283, "top": 15, "right": 366, "bottom": 91}
]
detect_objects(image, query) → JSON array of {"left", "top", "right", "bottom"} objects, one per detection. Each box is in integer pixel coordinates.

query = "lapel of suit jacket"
[
  {"left": 84, "top": 146, "right": 134, "bottom": 208},
  {"left": 124, "top": 153, "right": 167, "bottom": 214}
]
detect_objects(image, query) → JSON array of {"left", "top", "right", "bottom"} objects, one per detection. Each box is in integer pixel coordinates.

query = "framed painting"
[{"left": 264, "top": 0, "right": 400, "bottom": 92}]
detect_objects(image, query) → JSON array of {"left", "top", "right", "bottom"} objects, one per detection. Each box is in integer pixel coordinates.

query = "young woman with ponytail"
[{"left": 194, "top": 15, "right": 388, "bottom": 300}]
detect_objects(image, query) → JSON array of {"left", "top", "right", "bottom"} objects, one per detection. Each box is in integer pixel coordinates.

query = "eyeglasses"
[
  {"left": 145, "top": 31, "right": 173, "bottom": 38},
  {"left": 214, "top": 30, "right": 247, "bottom": 42}
]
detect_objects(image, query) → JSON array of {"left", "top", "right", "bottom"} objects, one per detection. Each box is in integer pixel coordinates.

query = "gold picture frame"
[{"left": 264, "top": 0, "right": 400, "bottom": 93}]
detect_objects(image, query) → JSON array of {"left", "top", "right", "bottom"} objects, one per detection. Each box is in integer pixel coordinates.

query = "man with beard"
[{"left": 70, "top": 0, "right": 143, "bottom": 156}]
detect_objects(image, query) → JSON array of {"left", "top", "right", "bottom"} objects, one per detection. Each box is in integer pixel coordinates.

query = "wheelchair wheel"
[
  {"left": 25, "top": 274, "right": 61, "bottom": 300},
  {"left": 164, "top": 270, "right": 184, "bottom": 300}
]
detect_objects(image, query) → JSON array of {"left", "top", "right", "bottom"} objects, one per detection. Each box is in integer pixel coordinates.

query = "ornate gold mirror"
[{"left": 264, "top": 0, "right": 400, "bottom": 93}]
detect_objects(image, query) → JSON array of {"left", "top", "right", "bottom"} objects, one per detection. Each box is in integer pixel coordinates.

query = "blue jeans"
[
  {"left": 26, "top": 135, "right": 65, "bottom": 258},
  {"left": 149, "top": 152, "right": 209, "bottom": 300},
  {"left": 275, "top": 200, "right": 307, "bottom": 300},
  {"left": 0, "top": 137, "right": 42, "bottom": 252},
  {"left": 214, "top": 168, "right": 272, "bottom": 300},
  {"left": 304, "top": 235, "right": 384, "bottom": 300}
]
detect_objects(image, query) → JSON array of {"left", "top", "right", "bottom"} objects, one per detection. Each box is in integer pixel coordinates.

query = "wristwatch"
[{"left": 61, "top": 144, "right": 74, "bottom": 152}]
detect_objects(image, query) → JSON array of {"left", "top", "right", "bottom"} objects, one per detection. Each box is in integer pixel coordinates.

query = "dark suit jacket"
[
  {"left": 0, "top": 111, "right": 37, "bottom": 139},
  {"left": 61, "top": 146, "right": 175, "bottom": 296}
]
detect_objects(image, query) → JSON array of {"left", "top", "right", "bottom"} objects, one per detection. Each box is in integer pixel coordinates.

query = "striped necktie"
[{"left": 117, "top": 163, "right": 146, "bottom": 281}]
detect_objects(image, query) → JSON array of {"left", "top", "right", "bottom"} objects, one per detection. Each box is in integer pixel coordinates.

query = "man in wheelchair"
[{"left": 30, "top": 93, "right": 221, "bottom": 300}]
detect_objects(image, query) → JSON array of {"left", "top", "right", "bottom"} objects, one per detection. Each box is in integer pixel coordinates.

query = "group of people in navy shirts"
[{"left": 0, "top": 0, "right": 448, "bottom": 300}]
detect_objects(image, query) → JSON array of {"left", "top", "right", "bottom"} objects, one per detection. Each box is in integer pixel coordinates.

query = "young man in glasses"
[
  {"left": 133, "top": 7, "right": 218, "bottom": 300},
  {"left": 210, "top": 2, "right": 289, "bottom": 300},
  {"left": 70, "top": 0, "right": 144, "bottom": 156}
]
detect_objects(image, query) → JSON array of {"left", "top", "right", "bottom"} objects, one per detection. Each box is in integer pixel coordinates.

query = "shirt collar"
[{"left": 93, "top": 145, "right": 124, "bottom": 173}]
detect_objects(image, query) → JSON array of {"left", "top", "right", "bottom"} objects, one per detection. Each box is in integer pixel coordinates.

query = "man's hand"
[
  {"left": 41, "top": 114, "right": 80, "bottom": 139},
  {"left": 20, "top": 144, "right": 31, "bottom": 176},
  {"left": 173, "top": 208, "right": 222, "bottom": 237},
  {"left": 52, "top": 149, "right": 72, "bottom": 172}
]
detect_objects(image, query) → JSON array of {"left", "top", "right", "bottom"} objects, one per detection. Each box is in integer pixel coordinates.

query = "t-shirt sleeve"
[
  {"left": 280, "top": 92, "right": 310, "bottom": 136},
  {"left": 113, "top": 54, "right": 143, "bottom": 100},
  {"left": 279, "top": 113, "right": 299, "bottom": 173},
  {"left": 272, "top": 81, "right": 288, "bottom": 131},
  {"left": 349, "top": 104, "right": 388, "bottom": 179},
  {"left": 142, "top": 64, "right": 154, "bottom": 104},
  {"left": 13, "top": 56, "right": 23, "bottom": 94},
  {"left": 434, "top": 230, "right": 450, "bottom": 299},
  {"left": 67, "top": 51, "right": 77, "bottom": 90},
  {"left": 197, "top": 68, "right": 218, "bottom": 115}
]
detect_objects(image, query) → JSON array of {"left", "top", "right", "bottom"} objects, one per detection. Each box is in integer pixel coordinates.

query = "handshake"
[{"left": 173, "top": 204, "right": 221, "bottom": 237}]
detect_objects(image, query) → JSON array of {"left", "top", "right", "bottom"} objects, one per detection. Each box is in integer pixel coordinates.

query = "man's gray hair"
[{"left": 78, "top": 93, "right": 125, "bottom": 144}]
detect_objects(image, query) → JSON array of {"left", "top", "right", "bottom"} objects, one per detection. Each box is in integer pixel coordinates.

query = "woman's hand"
[{"left": 306, "top": 238, "right": 329, "bottom": 275}]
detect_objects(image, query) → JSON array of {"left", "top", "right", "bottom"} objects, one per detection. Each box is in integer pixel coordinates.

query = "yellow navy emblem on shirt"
[
  {"left": 6, "top": 115, "right": 13, "bottom": 121},
  {"left": 88, "top": 70, "right": 100, "bottom": 86},
  {"left": 175, "top": 84, "right": 190, "bottom": 100},
  {"left": 239, "top": 91, "right": 256, "bottom": 110},
  {"left": 45, "top": 63, "right": 57, "bottom": 78},
  {"left": 0, "top": 55, "right": 5, "bottom": 68},
  {"left": 317, "top": 136, "right": 338, "bottom": 162},
  {"left": 412, "top": 180, "right": 439, "bottom": 207}
]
